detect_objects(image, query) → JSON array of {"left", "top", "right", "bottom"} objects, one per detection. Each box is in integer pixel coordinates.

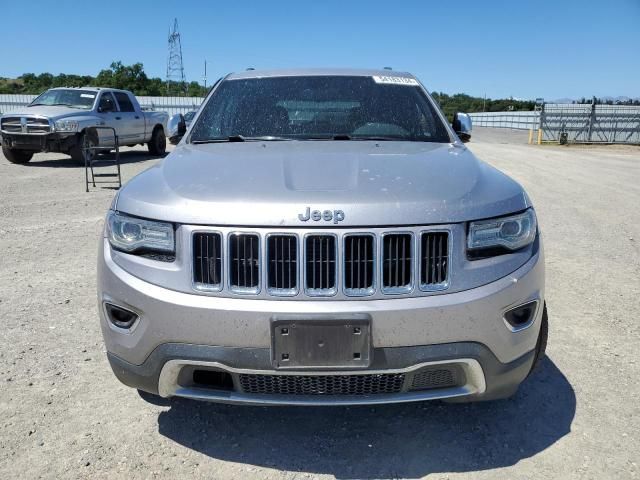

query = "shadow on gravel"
[
  {"left": 18, "top": 150, "right": 166, "bottom": 168},
  {"left": 157, "top": 357, "right": 575, "bottom": 478}
]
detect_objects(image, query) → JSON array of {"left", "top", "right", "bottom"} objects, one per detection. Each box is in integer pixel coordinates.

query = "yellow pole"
[
  {"left": 537, "top": 129, "right": 543, "bottom": 145},
  {"left": 528, "top": 129, "right": 533, "bottom": 144}
]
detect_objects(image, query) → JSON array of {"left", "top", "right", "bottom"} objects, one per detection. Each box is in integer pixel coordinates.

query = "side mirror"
[
  {"left": 167, "top": 113, "right": 187, "bottom": 145},
  {"left": 452, "top": 112, "right": 472, "bottom": 143}
]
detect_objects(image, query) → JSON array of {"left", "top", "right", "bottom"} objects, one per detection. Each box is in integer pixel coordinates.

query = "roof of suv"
[{"left": 226, "top": 68, "right": 418, "bottom": 81}]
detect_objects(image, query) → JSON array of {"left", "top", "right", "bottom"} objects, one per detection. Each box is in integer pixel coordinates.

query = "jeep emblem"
[{"left": 298, "top": 207, "right": 345, "bottom": 224}]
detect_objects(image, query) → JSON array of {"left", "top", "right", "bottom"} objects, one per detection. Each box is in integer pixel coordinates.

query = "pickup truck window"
[
  {"left": 99, "top": 92, "right": 118, "bottom": 113},
  {"left": 29, "top": 89, "right": 96, "bottom": 109},
  {"left": 114, "top": 92, "right": 135, "bottom": 112},
  {"left": 190, "top": 76, "right": 450, "bottom": 143}
]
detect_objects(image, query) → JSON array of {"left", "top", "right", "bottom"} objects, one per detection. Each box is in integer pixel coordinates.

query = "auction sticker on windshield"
[
  {"left": 80, "top": 94, "right": 96, "bottom": 98},
  {"left": 372, "top": 76, "right": 420, "bottom": 86}
]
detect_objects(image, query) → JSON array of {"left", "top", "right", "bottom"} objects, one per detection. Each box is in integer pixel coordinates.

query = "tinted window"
[
  {"left": 114, "top": 92, "right": 135, "bottom": 112},
  {"left": 190, "top": 76, "right": 450, "bottom": 143},
  {"left": 98, "top": 93, "right": 117, "bottom": 112}
]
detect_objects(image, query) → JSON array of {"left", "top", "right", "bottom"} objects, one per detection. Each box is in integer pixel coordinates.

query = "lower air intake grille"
[
  {"left": 382, "top": 234, "right": 413, "bottom": 292},
  {"left": 238, "top": 373, "right": 405, "bottom": 395},
  {"left": 421, "top": 232, "right": 449, "bottom": 287},
  {"left": 410, "top": 368, "right": 458, "bottom": 391},
  {"left": 267, "top": 235, "right": 298, "bottom": 293},
  {"left": 305, "top": 235, "right": 336, "bottom": 294},
  {"left": 193, "top": 232, "right": 222, "bottom": 289},
  {"left": 229, "top": 233, "right": 260, "bottom": 293},
  {"left": 344, "top": 234, "right": 375, "bottom": 295}
]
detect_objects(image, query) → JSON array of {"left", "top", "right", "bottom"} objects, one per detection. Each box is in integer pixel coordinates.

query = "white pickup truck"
[{"left": 0, "top": 87, "right": 168, "bottom": 163}]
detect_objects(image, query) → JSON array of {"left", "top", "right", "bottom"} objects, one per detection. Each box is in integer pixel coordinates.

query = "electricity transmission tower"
[{"left": 166, "top": 18, "right": 186, "bottom": 94}]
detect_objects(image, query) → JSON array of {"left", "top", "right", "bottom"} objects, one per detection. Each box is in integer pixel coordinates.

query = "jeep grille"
[{"left": 191, "top": 228, "right": 450, "bottom": 298}]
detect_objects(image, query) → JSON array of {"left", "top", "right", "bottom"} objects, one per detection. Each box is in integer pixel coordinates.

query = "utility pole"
[
  {"left": 483, "top": 93, "right": 486, "bottom": 112},
  {"left": 202, "top": 60, "right": 207, "bottom": 89}
]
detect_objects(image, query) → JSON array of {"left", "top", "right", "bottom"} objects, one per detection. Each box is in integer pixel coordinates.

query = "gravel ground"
[{"left": 0, "top": 130, "right": 638, "bottom": 479}]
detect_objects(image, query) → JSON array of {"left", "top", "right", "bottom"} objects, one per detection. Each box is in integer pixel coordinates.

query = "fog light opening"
[
  {"left": 105, "top": 303, "right": 139, "bottom": 329},
  {"left": 504, "top": 300, "right": 538, "bottom": 330},
  {"left": 192, "top": 369, "right": 234, "bottom": 391}
]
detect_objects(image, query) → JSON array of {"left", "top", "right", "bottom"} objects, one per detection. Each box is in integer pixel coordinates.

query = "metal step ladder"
[{"left": 83, "top": 126, "right": 121, "bottom": 192}]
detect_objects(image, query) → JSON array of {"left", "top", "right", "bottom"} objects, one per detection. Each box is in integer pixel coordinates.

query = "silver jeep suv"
[{"left": 98, "top": 68, "right": 547, "bottom": 405}]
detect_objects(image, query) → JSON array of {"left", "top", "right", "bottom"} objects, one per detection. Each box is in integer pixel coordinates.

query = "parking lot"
[{"left": 0, "top": 129, "right": 638, "bottom": 479}]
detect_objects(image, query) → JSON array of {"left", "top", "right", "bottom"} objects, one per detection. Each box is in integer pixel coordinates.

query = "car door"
[
  {"left": 96, "top": 92, "right": 120, "bottom": 147},
  {"left": 113, "top": 91, "right": 145, "bottom": 144}
]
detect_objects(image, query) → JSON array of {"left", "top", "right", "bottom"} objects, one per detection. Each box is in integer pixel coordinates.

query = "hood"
[
  {"left": 3, "top": 105, "right": 91, "bottom": 120},
  {"left": 115, "top": 141, "right": 530, "bottom": 226}
]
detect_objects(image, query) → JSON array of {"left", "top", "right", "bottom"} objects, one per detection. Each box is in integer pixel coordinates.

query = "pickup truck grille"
[
  {"left": 1, "top": 116, "right": 51, "bottom": 134},
  {"left": 192, "top": 228, "right": 450, "bottom": 298}
]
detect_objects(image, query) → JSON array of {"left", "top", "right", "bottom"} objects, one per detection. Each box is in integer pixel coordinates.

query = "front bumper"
[
  {"left": 1, "top": 132, "right": 75, "bottom": 152},
  {"left": 99, "top": 238, "right": 544, "bottom": 404}
]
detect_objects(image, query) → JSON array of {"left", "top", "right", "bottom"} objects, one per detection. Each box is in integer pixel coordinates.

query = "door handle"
[
  {"left": 115, "top": 116, "right": 121, "bottom": 120},
  {"left": 135, "top": 115, "right": 140, "bottom": 119}
]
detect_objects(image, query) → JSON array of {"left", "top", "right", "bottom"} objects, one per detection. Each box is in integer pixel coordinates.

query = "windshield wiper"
[{"left": 192, "top": 135, "right": 294, "bottom": 144}]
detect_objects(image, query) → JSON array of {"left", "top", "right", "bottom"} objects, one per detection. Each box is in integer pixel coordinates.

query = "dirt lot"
[{"left": 1, "top": 129, "right": 639, "bottom": 479}]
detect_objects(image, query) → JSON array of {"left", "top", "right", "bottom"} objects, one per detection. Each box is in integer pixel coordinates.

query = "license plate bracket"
[{"left": 271, "top": 319, "right": 371, "bottom": 369}]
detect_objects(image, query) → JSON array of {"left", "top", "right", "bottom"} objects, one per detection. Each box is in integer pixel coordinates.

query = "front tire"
[
  {"left": 2, "top": 146, "right": 34, "bottom": 164},
  {"left": 148, "top": 127, "right": 166, "bottom": 156},
  {"left": 70, "top": 132, "right": 97, "bottom": 165}
]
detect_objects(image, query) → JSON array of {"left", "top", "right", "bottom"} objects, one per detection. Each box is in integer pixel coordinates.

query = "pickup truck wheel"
[
  {"left": 2, "top": 146, "right": 34, "bottom": 164},
  {"left": 148, "top": 127, "right": 166, "bottom": 156},
  {"left": 527, "top": 302, "right": 549, "bottom": 377},
  {"left": 70, "top": 132, "right": 97, "bottom": 165}
]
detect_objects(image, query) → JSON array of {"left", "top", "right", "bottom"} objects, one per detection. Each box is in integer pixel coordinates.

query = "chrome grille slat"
[
  {"left": 421, "top": 231, "right": 449, "bottom": 289},
  {"left": 267, "top": 234, "right": 298, "bottom": 295},
  {"left": 305, "top": 234, "right": 336, "bottom": 295},
  {"left": 382, "top": 233, "right": 413, "bottom": 292},
  {"left": 193, "top": 232, "right": 222, "bottom": 290},
  {"left": 229, "top": 233, "right": 260, "bottom": 293},
  {"left": 344, "top": 234, "right": 375, "bottom": 296}
]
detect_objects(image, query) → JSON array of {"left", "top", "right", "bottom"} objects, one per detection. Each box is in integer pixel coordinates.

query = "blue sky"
[{"left": 2, "top": 0, "right": 639, "bottom": 99}]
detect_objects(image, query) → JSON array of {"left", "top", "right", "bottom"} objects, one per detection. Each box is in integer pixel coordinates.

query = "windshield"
[
  {"left": 190, "top": 75, "right": 451, "bottom": 143},
  {"left": 29, "top": 89, "right": 97, "bottom": 109}
]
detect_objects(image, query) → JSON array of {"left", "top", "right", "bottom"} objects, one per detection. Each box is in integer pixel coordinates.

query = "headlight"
[
  {"left": 107, "top": 211, "right": 175, "bottom": 254},
  {"left": 54, "top": 120, "right": 79, "bottom": 132},
  {"left": 468, "top": 208, "right": 537, "bottom": 252}
]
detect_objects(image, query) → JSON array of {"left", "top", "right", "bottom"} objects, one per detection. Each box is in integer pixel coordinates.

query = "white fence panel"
[{"left": 0, "top": 93, "right": 204, "bottom": 117}]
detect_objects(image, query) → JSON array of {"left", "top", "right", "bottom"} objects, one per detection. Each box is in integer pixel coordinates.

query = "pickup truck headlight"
[
  {"left": 468, "top": 208, "right": 537, "bottom": 252},
  {"left": 54, "top": 120, "right": 79, "bottom": 132},
  {"left": 107, "top": 211, "right": 175, "bottom": 254}
]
